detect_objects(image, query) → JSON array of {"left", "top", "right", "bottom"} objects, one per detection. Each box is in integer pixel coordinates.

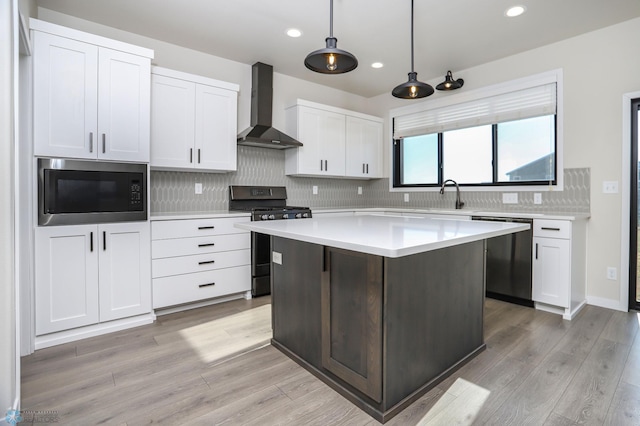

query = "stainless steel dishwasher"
[{"left": 471, "top": 216, "right": 534, "bottom": 307}]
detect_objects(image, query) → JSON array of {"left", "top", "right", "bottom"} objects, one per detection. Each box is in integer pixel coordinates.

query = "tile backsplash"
[{"left": 151, "top": 146, "right": 590, "bottom": 214}]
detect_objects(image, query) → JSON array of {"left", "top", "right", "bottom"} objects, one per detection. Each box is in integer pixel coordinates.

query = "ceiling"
[{"left": 34, "top": 0, "right": 640, "bottom": 98}]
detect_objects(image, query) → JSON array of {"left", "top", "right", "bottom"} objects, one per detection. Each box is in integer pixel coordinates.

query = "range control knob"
[
  {"left": 268, "top": 214, "right": 276, "bottom": 220},
  {"left": 260, "top": 214, "right": 269, "bottom": 220},
  {"left": 302, "top": 212, "right": 310, "bottom": 218},
  {"left": 295, "top": 213, "right": 302, "bottom": 218},
  {"left": 282, "top": 214, "right": 289, "bottom": 219}
]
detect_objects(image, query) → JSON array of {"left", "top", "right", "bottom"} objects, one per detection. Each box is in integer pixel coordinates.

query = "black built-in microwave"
[{"left": 37, "top": 158, "right": 147, "bottom": 226}]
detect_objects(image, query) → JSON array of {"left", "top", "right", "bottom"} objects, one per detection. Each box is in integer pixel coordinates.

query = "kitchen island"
[{"left": 236, "top": 214, "right": 529, "bottom": 423}]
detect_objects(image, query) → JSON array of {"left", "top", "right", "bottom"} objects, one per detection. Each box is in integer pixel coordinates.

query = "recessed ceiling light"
[
  {"left": 371, "top": 62, "right": 384, "bottom": 69},
  {"left": 286, "top": 28, "right": 302, "bottom": 38},
  {"left": 505, "top": 5, "right": 526, "bottom": 17}
]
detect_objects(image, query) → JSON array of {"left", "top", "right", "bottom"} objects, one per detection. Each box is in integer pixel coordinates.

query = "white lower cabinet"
[
  {"left": 35, "top": 222, "right": 151, "bottom": 335},
  {"left": 532, "top": 219, "right": 587, "bottom": 320},
  {"left": 151, "top": 216, "right": 251, "bottom": 309}
]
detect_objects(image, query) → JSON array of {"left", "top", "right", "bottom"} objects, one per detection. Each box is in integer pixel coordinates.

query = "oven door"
[
  {"left": 38, "top": 158, "right": 147, "bottom": 226},
  {"left": 251, "top": 231, "right": 272, "bottom": 297}
]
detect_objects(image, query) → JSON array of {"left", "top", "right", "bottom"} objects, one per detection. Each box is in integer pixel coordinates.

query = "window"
[{"left": 392, "top": 72, "right": 560, "bottom": 189}]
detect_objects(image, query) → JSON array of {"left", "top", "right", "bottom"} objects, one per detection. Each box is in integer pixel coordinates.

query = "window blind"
[{"left": 393, "top": 82, "right": 556, "bottom": 139}]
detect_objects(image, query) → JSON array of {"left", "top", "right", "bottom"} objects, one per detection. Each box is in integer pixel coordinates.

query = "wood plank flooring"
[{"left": 21, "top": 297, "right": 640, "bottom": 425}]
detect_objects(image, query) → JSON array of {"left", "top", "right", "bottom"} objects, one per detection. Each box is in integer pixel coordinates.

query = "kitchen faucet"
[{"left": 439, "top": 179, "right": 465, "bottom": 209}]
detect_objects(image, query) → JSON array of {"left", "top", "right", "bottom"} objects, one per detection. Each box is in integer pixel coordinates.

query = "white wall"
[
  {"left": 0, "top": 0, "right": 18, "bottom": 418},
  {"left": 369, "top": 17, "right": 640, "bottom": 310}
]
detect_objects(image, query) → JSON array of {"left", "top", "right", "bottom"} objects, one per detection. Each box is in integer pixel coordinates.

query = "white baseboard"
[
  {"left": 34, "top": 313, "right": 156, "bottom": 350},
  {"left": 154, "top": 292, "right": 247, "bottom": 316},
  {"left": 586, "top": 295, "right": 628, "bottom": 312}
]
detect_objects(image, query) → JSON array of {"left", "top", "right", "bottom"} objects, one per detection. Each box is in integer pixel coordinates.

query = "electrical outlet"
[
  {"left": 195, "top": 183, "right": 203, "bottom": 194},
  {"left": 606, "top": 267, "right": 617, "bottom": 280},
  {"left": 312, "top": 185, "right": 318, "bottom": 195},
  {"left": 534, "top": 193, "right": 542, "bottom": 205},
  {"left": 272, "top": 251, "right": 282, "bottom": 265},
  {"left": 404, "top": 193, "right": 410, "bottom": 202},
  {"left": 603, "top": 181, "right": 619, "bottom": 194},
  {"left": 502, "top": 193, "right": 518, "bottom": 204},
  {"left": 358, "top": 186, "right": 362, "bottom": 195}
]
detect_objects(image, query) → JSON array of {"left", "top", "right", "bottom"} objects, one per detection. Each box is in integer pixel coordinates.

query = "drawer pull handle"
[
  {"left": 541, "top": 227, "right": 561, "bottom": 231},
  {"left": 198, "top": 260, "right": 215, "bottom": 265},
  {"left": 198, "top": 226, "right": 215, "bottom": 230},
  {"left": 198, "top": 282, "right": 216, "bottom": 288},
  {"left": 198, "top": 243, "right": 215, "bottom": 247}
]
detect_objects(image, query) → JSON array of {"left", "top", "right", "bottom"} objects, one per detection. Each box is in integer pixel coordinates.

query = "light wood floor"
[{"left": 21, "top": 296, "right": 640, "bottom": 425}]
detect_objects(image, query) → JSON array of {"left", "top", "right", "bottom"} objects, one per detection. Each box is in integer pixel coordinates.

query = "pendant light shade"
[
  {"left": 392, "top": 0, "right": 433, "bottom": 99},
  {"left": 304, "top": 0, "right": 358, "bottom": 74},
  {"left": 436, "top": 70, "right": 464, "bottom": 91}
]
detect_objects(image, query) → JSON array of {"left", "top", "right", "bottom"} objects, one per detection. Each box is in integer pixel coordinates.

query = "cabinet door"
[
  {"left": 532, "top": 237, "right": 571, "bottom": 307},
  {"left": 98, "top": 222, "right": 151, "bottom": 322},
  {"left": 150, "top": 75, "right": 196, "bottom": 168},
  {"left": 98, "top": 48, "right": 151, "bottom": 162},
  {"left": 345, "top": 116, "right": 383, "bottom": 178},
  {"left": 33, "top": 31, "right": 98, "bottom": 159},
  {"left": 35, "top": 225, "right": 99, "bottom": 335},
  {"left": 295, "top": 106, "right": 346, "bottom": 176},
  {"left": 321, "top": 246, "right": 382, "bottom": 402},
  {"left": 194, "top": 83, "right": 238, "bottom": 171}
]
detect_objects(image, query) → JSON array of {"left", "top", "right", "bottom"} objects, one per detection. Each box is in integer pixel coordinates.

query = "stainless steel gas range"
[{"left": 229, "top": 186, "right": 312, "bottom": 297}]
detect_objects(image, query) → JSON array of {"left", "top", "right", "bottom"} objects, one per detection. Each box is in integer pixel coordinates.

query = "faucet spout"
[{"left": 440, "top": 179, "right": 465, "bottom": 209}]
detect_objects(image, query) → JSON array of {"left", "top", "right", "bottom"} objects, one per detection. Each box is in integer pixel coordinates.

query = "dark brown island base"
[{"left": 270, "top": 236, "right": 486, "bottom": 423}]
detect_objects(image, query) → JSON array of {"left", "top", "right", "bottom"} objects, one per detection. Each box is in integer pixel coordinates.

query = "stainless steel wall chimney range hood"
[{"left": 237, "top": 62, "right": 303, "bottom": 149}]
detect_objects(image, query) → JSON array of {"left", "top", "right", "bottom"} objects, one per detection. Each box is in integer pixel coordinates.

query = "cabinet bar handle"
[
  {"left": 541, "top": 227, "right": 561, "bottom": 231},
  {"left": 198, "top": 226, "right": 214, "bottom": 230},
  {"left": 89, "top": 132, "right": 94, "bottom": 153},
  {"left": 535, "top": 243, "right": 538, "bottom": 260},
  {"left": 102, "top": 134, "right": 106, "bottom": 153},
  {"left": 325, "top": 160, "right": 328, "bottom": 170},
  {"left": 198, "top": 243, "right": 215, "bottom": 247},
  {"left": 103, "top": 231, "right": 106, "bottom": 251},
  {"left": 190, "top": 148, "right": 193, "bottom": 163},
  {"left": 198, "top": 149, "right": 201, "bottom": 164},
  {"left": 320, "top": 159, "right": 323, "bottom": 171},
  {"left": 198, "top": 282, "right": 216, "bottom": 288},
  {"left": 198, "top": 260, "right": 215, "bottom": 265},
  {"left": 366, "top": 164, "right": 369, "bottom": 174},
  {"left": 90, "top": 232, "right": 93, "bottom": 252},
  {"left": 362, "top": 163, "right": 365, "bottom": 173}
]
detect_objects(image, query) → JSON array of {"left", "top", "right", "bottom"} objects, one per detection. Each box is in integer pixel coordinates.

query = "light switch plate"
[
  {"left": 603, "top": 181, "right": 619, "bottom": 194},
  {"left": 502, "top": 193, "right": 518, "bottom": 204},
  {"left": 358, "top": 186, "right": 362, "bottom": 195},
  {"left": 272, "top": 251, "right": 282, "bottom": 265},
  {"left": 195, "top": 183, "right": 203, "bottom": 194},
  {"left": 606, "top": 267, "right": 617, "bottom": 280},
  {"left": 404, "top": 193, "right": 410, "bottom": 202}
]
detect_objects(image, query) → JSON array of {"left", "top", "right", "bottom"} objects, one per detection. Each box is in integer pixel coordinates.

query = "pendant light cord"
[
  {"left": 410, "top": 0, "right": 415, "bottom": 73},
  {"left": 329, "top": 0, "right": 334, "bottom": 38}
]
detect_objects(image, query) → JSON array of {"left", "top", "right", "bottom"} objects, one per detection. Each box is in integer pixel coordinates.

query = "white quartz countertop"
[{"left": 235, "top": 214, "right": 529, "bottom": 258}]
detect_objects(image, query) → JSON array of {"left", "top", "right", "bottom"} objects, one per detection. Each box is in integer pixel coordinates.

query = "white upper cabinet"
[
  {"left": 31, "top": 20, "right": 153, "bottom": 162},
  {"left": 150, "top": 67, "right": 239, "bottom": 172},
  {"left": 285, "top": 99, "right": 383, "bottom": 179},
  {"left": 345, "top": 116, "right": 383, "bottom": 178}
]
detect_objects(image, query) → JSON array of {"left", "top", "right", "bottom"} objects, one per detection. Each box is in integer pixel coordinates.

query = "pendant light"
[
  {"left": 392, "top": 0, "right": 433, "bottom": 99},
  {"left": 304, "top": 0, "right": 358, "bottom": 74},
  {"left": 436, "top": 70, "right": 464, "bottom": 91}
]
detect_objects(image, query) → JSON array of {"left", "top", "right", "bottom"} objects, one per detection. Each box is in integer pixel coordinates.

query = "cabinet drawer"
[
  {"left": 533, "top": 219, "right": 571, "bottom": 239},
  {"left": 152, "top": 217, "right": 250, "bottom": 240},
  {"left": 152, "top": 249, "right": 250, "bottom": 278},
  {"left": 152, "top": 233, "right": 250, "bottom": 259},
  {"left": 153, "top": 265, "right": 251, "bottom": 309}
]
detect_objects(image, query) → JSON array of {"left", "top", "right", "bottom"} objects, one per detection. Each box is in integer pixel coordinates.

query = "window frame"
[
  {"left": 393, "top": 115, "right": 558, "bottom": 188},
  {"left": 389, "top": 69, "right": 564, "bottom": 192}
]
